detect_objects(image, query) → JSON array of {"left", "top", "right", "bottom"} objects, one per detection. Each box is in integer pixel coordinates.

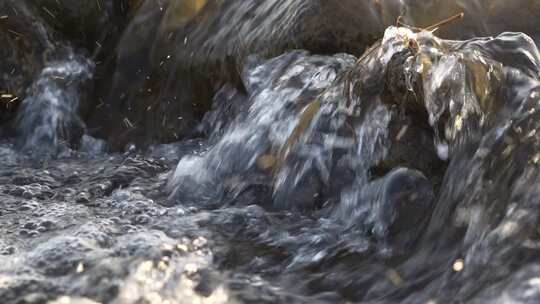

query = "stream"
[{"left": 3, "top": 1, "right": 540, "bottom": 303}]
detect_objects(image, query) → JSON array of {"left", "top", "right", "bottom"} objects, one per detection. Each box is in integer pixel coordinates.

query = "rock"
[
  {"left": 33, "top": 0, "right": 132, "bottom": 133},
  {"left": 377, "top": 27, "right": 539, "bottom": 160},
  {"left": 173, "top": 0, "right": 382, "bottom": 77},
  {"left": 167, "top": 43, "right": 452, "bottom": 211},
  {"left": 0, "top": 0, "right": 132, "bottom": 143},
  {"left": 28, "top": 236, "right": 100, "bottom": 276},
  {"left": 335, "top": 168, "right": 434, "bottom": 245},
  {"left": 381, "top": 0, "right": 540, "bottom": 41},
  {"left": 373, "top": 111, "right": 446, "bottom": 182},
  {"left": 373, "top": 168, "right": 434, "bottom": 239},
  {"left": 35, "top": 0, "right": 123, "bottom": 51},
  {"left": 85, "top": 0, "right": 385, "bottom": 149},
  {"left": 0, "top": 1, "right": 59, "bottom": 132}
]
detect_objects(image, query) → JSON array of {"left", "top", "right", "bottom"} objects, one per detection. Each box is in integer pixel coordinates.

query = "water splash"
[
  {"left": 168, "top": 51, "right": 359, "bottom": 210},
  {"left": 164, "top": 23, "right": 540, "bottom": 302},
  {"left": 16, "top": 50, "right": 93, "bottom": 155}
]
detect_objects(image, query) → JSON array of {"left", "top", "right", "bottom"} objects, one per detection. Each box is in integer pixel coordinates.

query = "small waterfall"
[
  {"left": 16, "top": 50, "right": 94, "bottom": 154},
  {"left": 168, "top": 51, "right": 377, "bottom": 210},
  {"left": 167, "top": 28, "right": 418, "bottom": 217}
]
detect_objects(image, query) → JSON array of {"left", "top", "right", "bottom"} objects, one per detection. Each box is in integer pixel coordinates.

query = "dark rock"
[
  {"left": 374, "top": 111, "right": 446, "bottom": 182},
  {"left": 336, "top": 168, "right": 434, "bottom": 249},
  {"left": 76, "top": 192, "right": 91, "bottom": 205},
  {"left": 28, "top": 236, "right": 98, "bottom": 276},
  {"left": 374, "top": 168, "right": 434, "bottom": 238},
  {"left": 85, "top": 0, "right": 384, "bottom": 149},
  {"left": 0, "top": 0, "right": 130, "bottom": 143},
  {"left": 382, "top": 0, "right": 540, "bottom": 41},
  {"left": 34, "top": 0, "right": 124, "bottom": 52},
  {"left": 0, "top": 1, "right": 59, "bottom": 131}
]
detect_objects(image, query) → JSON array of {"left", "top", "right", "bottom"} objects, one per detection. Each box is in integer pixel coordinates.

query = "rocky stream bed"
[{"left": 3, "top": 1, "right": 540, "bottom": 303}]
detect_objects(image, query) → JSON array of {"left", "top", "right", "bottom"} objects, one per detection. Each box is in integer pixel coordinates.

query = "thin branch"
[{"left": 425, "top": 12, "right": 464, "bottom": 32}]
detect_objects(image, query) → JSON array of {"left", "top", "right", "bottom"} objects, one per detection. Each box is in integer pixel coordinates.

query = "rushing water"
[
  {"left": 16, "top": 50, "right": 94, "bottom": 155},
  {"left": 5, "top": 1, "right": 540, "bottom": 303}
]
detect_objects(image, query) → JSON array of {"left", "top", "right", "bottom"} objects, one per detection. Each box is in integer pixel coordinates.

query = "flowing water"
[
  {"left": 16, "top": 50, "right": 94, "bottom": 155},
  {"left": 4, "top": 1, "right": 540, "bottom": 303}
]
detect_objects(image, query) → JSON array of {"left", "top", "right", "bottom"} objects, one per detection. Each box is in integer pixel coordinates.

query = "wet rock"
[
  {"left": 374, "top": 48, "right": 446, "bottom": 178},
  {"left": 35, "top": 0, "right": 125, "bottom": 51},
  {"left": 0, "top": 1, "right": 59, "bottom": 131},
  {"left": 172, "top": 0, "right": 382, "bottom": 75},
  {"left": 336, "top": 168, "right": 434, "bottom": 248},
  {"left": 75, "top": 192, "right": 91, "bottom": 205},
  {"left": 84, "top": 157, "right": 167, "bottom": 196},
  {"left": 0, "top": 0, "right": 127, "bottom": 144},
  {"left": 28, "top": 236, "right": 102, "bottom": 276},
  {"left": 86, "top": 0, "right": 384, "bottom": 148},
  {"left": 380, "top": 0, "right": 540, "bottom": 41},
  {"left": 390, "top": 29, "right": 540, "bottom": 164},
  {"left": 374, "top": 112, "right": 446, "bottom": 181},
  {"left": 372, "top": 169, "right": 434, "bottom": 240}
]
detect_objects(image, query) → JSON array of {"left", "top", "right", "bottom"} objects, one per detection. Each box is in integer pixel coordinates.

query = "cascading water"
[
  {"left": 5, "top": 1, "right": 540, "bottom": 303},
  {"left": 164, "top": 25, "right": 540, "bottom": 302},
  {"left": 16, "top": 50, "right": 93, "bottom": 154}
]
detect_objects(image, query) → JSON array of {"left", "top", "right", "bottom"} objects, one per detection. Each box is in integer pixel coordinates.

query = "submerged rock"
[
  {"left": 35, "top": 0, "right": 125, "bottom": 51},
  {"left": 336, "top": 168, "right": 434, "bottom": 248}
]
